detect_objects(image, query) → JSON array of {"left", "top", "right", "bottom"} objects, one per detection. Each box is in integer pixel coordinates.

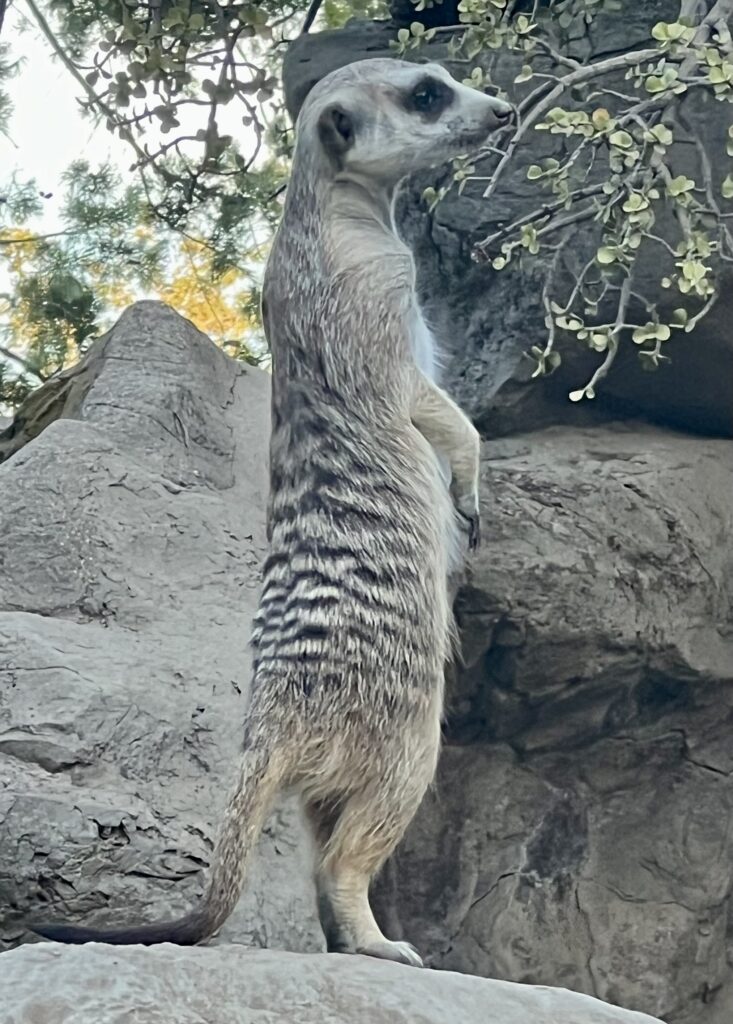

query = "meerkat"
[{"left": 32, "top": 58, "right": 512, "bottom": 967}]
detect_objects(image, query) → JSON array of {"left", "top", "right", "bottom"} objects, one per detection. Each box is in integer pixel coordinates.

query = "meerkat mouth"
[{"left": 451, "top": 126, "right": 493, "bottom": 148}]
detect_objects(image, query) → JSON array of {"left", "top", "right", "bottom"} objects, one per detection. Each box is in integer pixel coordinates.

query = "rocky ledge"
[{"left": 3, "top": 943, "right": 665, "bottom": 1024}]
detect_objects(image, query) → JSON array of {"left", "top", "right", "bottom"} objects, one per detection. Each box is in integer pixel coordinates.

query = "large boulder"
[
  {"left": 0, "top": 301, "right": 322, "bottom": 955},
  {"left": 374, "top": 424, "right": 733, "bottom": 1024},
  {"left": 2, "top": 943, "right": 665, "bottom": 1024}
]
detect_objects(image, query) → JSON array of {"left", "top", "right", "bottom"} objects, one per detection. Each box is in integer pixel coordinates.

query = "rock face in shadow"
[
  {"left": 0, "top": 302, "right": 322, "bottom": 956},
  {"left": 2, "top": 303, "right": 732, "bottom": 1024},
  {"left": 282, "top": 6, "right": 733, "bottom": 441},
  {"left": 3, "top": 943, "right": 667, "bottom": 1024}
]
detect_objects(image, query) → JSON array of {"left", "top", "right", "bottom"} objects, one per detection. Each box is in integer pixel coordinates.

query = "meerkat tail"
[{"left": 32, "top": 739, "right": 285, "bottom": 946}]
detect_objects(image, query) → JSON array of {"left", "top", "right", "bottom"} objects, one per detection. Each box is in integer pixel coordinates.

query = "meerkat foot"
[{"left": 357, "top": 939, "right": 424, "bottom": 968}]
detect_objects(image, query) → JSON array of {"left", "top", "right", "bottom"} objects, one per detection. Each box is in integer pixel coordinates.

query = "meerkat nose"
[{"left": 492, "top": 103, "right": 515, "bottom": 125}]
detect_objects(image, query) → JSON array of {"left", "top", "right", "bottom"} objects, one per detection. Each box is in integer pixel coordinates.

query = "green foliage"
[
  {"left": 0, "top": 0, "right": 307, "bottom": 409},
  {"left": 3, "top": 0, "right": 733, "bottom": 412},
  {"left": 0, "top": 42, "right": 21, "bottom": 141},
  {"left": 35, "top": 0, "right": 295, "bottom": 255},
  {"left": 409, "top": 0, "right": 733, "bottom": 399},
  {"left": 324, "top": 0, "right": 390, "bottom": 27},
  {"left": 0, "top": 162, "right": 165, "bottom": 406}
]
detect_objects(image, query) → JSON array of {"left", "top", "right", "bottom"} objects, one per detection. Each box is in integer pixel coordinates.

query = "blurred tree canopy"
[
  {"left": 1, "top": 0, "right": 732, "bottom": 409},
  {"left": 0, "top": 0, "right": 388, "bottom": 408}
]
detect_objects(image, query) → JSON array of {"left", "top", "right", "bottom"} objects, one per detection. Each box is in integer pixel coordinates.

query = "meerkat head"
[{"left": 298, "top": 58, "right": 514, "bottom": 186}]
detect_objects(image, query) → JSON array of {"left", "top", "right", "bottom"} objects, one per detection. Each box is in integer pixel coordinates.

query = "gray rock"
[
  {"left": 0, "top": 301, "right": 322, "bottom": 955},
  {"left": 1, "top": 942, "right": 665, "bottom": 1024},
  {"left": 282, "top": 7, "right": 733, "bottom": 439},
  {"left": 373, "top": 424, "right": 733, "bottom": 1023},
  {"left": 2, "top": 304, "right": 732, "bottom": 1024}
]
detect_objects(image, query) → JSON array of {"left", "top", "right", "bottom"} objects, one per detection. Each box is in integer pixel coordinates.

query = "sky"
[
  {"left": 0, "top": 4, "right": 272, "bottom": 413},
  {"left": 1, "top": 4, "right": 272, "bottom": 221},
  {"left": 2, "top": 5, "right": 133, "bottom": 230}
]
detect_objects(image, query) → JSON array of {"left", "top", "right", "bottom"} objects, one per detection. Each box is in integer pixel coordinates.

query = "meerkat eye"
[{"left": 406, "top": 77, "right": 454, "bottom": 117}]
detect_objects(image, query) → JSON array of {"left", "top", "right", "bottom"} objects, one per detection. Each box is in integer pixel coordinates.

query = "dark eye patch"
[{"left": 404, "top": 76, "right": 454, "bottom": 119}]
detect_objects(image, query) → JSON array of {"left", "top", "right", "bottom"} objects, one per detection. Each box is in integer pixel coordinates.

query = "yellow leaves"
[
  {"left": 154, "top": 238, "right": 256, "bottom": 345},
  {"left": 95, "top": 280, "right": 137, "bottom": 309},
  {"left": 1, "top": 221, "right": 259, "bottom": 379},
  {"left": 0, "top": 228, "right": 40, "bottom": 276}
]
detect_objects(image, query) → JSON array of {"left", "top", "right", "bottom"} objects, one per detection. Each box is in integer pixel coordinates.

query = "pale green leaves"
[
  {"left": 596, "top": 246, "right": 620, "bottom": 265},
  {"left": 704, "top": 47, "right": 733, "bottom": 97},
  {"left": 609, "top": 129, "right": 633, "bottom": 149},
  {"left": 569, "top": 385, "right": 596, "bottom": 402},
  {"left": 667, "top": 175, "right": 695, "bottom": 197},
  {"left": 529, "top": 345, "right": 561, "bottom": 378},
  {"left": 651, "top": 21, "right": 695, "bottom": 47},
  {"left": 536, "top": 107, "right": 597, "bottom": 139},
  {"left": 632, "top": 322, "right": 671, "bottom": 344},
  {"left": 520, "top": 225, "right": 540, "bottom": 254},
  {"left": 646, "top": 124, "right": 673, "bottom": 146},
  {"left": 422, "top": 185, "right": 448, "bottom": 212},
  {"left": 393, "top": 21, "right": 437, "bottom": 54},
  {"left": 526, "top": 158, "right": 560, "bottom": 180}
]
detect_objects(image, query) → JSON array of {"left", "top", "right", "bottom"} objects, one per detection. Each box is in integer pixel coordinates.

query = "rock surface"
[
  {"left": 2, "top": 943, "right": 665, "bottom": 1024},
  {"left": 0, "top": 301, "right": 322, "bottom": 955},
  {"left": 374, "top": 424, "right": 733, "bottom": 1024},
  {"left": 2, "top": 304, "right": 732, "bottom": 1024}
]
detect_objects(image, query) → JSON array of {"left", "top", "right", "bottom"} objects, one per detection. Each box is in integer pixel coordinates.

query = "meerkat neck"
[
  {"left": 271, "top": 154, "right": 414, "bottom": 407},
  {"left": 332, "top": 174, "right": 395, "bottom": 232}
]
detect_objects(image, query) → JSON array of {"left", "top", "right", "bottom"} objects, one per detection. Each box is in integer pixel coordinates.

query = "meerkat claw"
[
  {"left": 457, "top": 507, "right": 481, "bottom": 549},
  {"left": 358, "top": 939, "right": 425, "bottom": 968},
  {"left": 468, "top": 512, "right": 481, "bottom": 550}
]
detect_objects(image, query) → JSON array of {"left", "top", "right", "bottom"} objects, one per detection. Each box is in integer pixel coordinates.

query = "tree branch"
[
  {"left": 0, "top": 344, "right": 46, "bottom": 381},
  {"left": 301, "top": 0, "right": 324, "bottom": 34},
  {"left": 23, "top": 0, "right": 151, "bottom": 169},
  {"left": 582, "top": 274, "right": 632, "bottom": 394},
  {"left": 479, "top": 47, "right": 662, "bottom": 208}
]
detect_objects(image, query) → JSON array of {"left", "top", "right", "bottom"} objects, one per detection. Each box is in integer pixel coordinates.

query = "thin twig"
[
  {"left": 23, "top": 0, "right": 151, "bottom": 170},
  {"left": 0, "top": 344, "right": 46, "bottom": 381},
  {"left": 477, "top": 47, "right": 662, "bottom": 215},
  {"left": 684, "top": 290, "right": 718, "bottom": 331},
  {"left": 0, "top": 230, "right": 73, "bottom": 246},
  {"left": 478, "top": 184, "right": 607, "bottom": 251},
  {"left": 301, "top": 0, "right": 324, "bottom": 34},
  {"left": 584, "top": 275, "right": 632, "bottom": 392}
]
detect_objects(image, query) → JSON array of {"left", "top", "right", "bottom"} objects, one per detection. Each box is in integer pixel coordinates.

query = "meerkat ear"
[{"left": 317, "top": 104, "right": 355, "bottom": 159}]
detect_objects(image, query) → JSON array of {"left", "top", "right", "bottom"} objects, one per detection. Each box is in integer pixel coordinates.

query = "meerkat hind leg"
[{"left": 305, "top": 794, "right": 425, "bottom": 968}]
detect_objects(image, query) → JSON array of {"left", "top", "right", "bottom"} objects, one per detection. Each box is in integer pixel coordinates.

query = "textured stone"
[
  {"left": 0, "top": 301, "right": 322, "bottom": 956},
  {"left": 1, "top": 943, "right": 665, "bottom": 1024},
  {"left": 373, "top": 424, "right": 733, "bottom": 1023},
  {"left": 2, "top": 306, "right": 732, "bottom": 1023}
]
